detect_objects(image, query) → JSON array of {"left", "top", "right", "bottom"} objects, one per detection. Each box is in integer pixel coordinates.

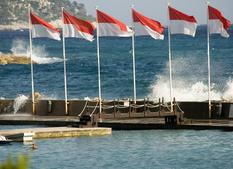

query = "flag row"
[{"left": 30, "top": 5, "right": 231, "bottom": 43}]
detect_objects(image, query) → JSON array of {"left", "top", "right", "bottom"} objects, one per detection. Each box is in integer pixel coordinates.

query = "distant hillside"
[{"left": 0, "top": 0, "right": 94, "bottom": 29}]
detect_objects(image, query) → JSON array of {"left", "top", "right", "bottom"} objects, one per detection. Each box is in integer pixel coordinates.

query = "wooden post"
[
  {"left": 99, "top": 100, "right": 101, "bottom": 119},
  {"left": 66, "top": 101, "right": 69, "bottom": 116},
  {"left": 117, "top": 98, "right": 120, "bottom": 115},
  {"left": 129, "top": 99, "right": 131, "bottom": 118},
  {"left": 113, "top": 99, "right": 116, "bottom": 118},
  {"left": 159, "top": 98, "right": 161, "bottom": 117},
  {"left": 144, "top": 98, "right": 146, "bottom": 117},
  {"left": 173, "top": 97, "right": 176, "bottom": 116},
  {"left": 162, "top": 97, "right": 164, "bottom": 113}
]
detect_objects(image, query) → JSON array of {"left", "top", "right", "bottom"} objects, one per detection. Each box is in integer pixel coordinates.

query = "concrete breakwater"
[
  {"left": 0, "top": 99, "right": 233, "bottom": 119},
  {"left": 0, "top": 127, "right": 112, "bottom": 140}
]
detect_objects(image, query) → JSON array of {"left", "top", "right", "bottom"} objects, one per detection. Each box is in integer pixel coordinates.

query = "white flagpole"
[
  {"left": 28, "top": 5, "right": 35, "bottom": 114},
  {"left": 96, "top": 7, "right": 102, "bottom": 115},
  {"left": 207, "top": 1, "right": 211, "bottom": 118},
  {"left": 62, "top": 7, "right": 68, "bottom": 115},
  {"left": 131, "top": 5, "right": 137, "bottom": 104},
  {"left": 167, "top": 2, "right": 173, "bottom": 112}
]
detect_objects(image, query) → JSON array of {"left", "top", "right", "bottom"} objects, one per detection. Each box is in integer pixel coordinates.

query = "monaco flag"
[
  {"left": 96, "top": 9, "right": 133, "bottom": 37},
  {"left": 30, "top": 12, "right": 60, "bottom": 41},
  {"left": 208, "top": 5, "right": 231, "bottom": 38},
  {"left": 63, "top": 10, "right": 95, "bottom": 42},
  {"left": 168, "top": 6, "right": 197, "bottom": 37},
  {"left": 132, "top": 9, "right": 164, "bottom": 40}
]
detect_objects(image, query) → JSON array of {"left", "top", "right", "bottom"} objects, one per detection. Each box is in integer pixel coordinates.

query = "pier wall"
[
  {"left": 179, "top": 101, "right": 231, "bottom": 119},
  {"left": 0, "top": 99, "right": 233, "bottom": 119}
]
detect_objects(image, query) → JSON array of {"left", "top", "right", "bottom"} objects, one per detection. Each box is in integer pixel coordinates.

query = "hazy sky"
[{"left": 75, "top": 0, "right": 233, "bottom": 25}]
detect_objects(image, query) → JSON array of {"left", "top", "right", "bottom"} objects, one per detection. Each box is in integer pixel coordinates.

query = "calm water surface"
[{"left": 0, "top": 127, "right": 233, "bottom": 169}]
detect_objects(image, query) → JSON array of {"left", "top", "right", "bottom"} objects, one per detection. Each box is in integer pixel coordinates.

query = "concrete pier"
[
  {"left": 99, "top": 118, "right": 233, "bottom": 131},
  {"left": 0, "top": 127, "right": 112, "bottom": 139},
  {"left": 0, "top": 115, "right": 81, "bottom": 126},
  {"left": 1, "top": 99, "right": 232, "bottom": 119},
  {"left": 0, "top": 99, "right": 231, "bottom": 118},
  {"left": 1, "top": 99, "right": 233, "bottom": 131}
]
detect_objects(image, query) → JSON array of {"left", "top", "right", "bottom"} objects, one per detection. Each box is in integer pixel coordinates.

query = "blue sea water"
[
  {"left": 0, "top": 128, "right": 233, "bottom": 169},
  {"left": 0, "top": 26, "right": 233, "bottom": 101}
]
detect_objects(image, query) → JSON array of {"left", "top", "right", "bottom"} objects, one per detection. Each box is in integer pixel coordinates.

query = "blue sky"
[{"left": 75, "top": 0, "right": 233, "bottom": 25}]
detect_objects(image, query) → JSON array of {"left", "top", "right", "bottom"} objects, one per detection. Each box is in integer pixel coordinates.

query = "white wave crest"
[
  {"left": 13, "top": 94, "right": 29, "bottom": 114},
  {"left": 222, "top": 79, "right": 233, "bottom": 101},
  {"left": 148, "top": 56, "right": 233, "bottom": 102},
  {"left": 40, "top": 94, "right": 59, "bottom": 100},
  {"left": 10, "top": 39, "right": 63, "bottom": 64},
  {"left": 148, "top": 76, "right": 221, "bottom": 102}
]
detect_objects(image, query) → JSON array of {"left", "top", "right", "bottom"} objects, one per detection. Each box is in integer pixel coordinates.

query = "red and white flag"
[
  {"left": 30, "top": 12, "right": 60, "bottom": 41},
  {"left": 168, "top": 6, "right": 197, "bottom": 37},
  {"left": 63, "top": 10, "right": 95, "bottom": 42},
  {"left": 132, "top": 9, "right": 164, "bottom": 40},
  {"left": 96, "top": 9, "right": 132, "bottom": 37},
  {"left": 208, "top": 5, "right": 231, "bottom": 38}
]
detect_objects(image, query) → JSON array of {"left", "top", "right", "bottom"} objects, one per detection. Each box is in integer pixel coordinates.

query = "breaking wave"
[
  {"left": 13, "top": 94, "right": 28, "bottom": 114},
  {"left": 148, "top": 56, "right": 233, "bottom": 102},
  {"left": 10, "top": 39, "right": 63, "bottom": 64}
]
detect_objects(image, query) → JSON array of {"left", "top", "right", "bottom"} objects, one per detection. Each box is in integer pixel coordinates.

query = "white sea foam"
[
  {"left": 84, "top": 97, "right": 91, "bottom": 101},
  {"left": 13, "top": 94, "right": 29, "bottom": 114},
  {"left": 148, "top": 56, "right": 233, "bottom": 102},
  {"left": 148, "top": 77, "right": 222, "bottom": 102},
  {"left": 10, "top": 39, "right": 63, "bottom": 64},
  {"left": 222, "top": 79, "right": 233, "bottom": 101},
  {"left": 40, "top": 94, "right": 59, "bottom": 100}
]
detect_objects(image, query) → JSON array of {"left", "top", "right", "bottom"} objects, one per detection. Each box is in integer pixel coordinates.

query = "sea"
[
  {"left": 1, "top": 126, "right": 233, "bottom": 169},
  {"left": 0, "top": 26, "right": 233, "bottom": 101},
  {"left": 1, "top": 27, "right": 233, "bottom": 169}
]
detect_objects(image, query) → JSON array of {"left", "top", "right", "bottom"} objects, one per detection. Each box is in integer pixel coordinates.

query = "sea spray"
[
  {"left": 222, "top": 79, "right": 233, "bottom": 101},
  {"left": 10, "top": 39, "right": 63, "bottom": 64},
  {"left": 148, "top": 56, "right": 222, "bottom": 101},
  {"left": 40, "top": 94, "right": 59, "bottom": 100},
  {"left": 13, "top": 95, "right": 28, "bottom": 114},
  {"left": 148, "top": 78, "right": 222, "bottom": 101},
  {"left": 11, "top": 39, "right": 28, "bottom": 56}
]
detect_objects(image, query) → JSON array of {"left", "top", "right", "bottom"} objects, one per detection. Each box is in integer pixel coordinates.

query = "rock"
[
  {"left": 0, "top": 60, "right": 8, "bottom": 65},
  {"left": 0, "top": 54, "right": 36, "bottom": 64},
  {"left": 34, "top": 92, "right": 41, "bottom": 102}
]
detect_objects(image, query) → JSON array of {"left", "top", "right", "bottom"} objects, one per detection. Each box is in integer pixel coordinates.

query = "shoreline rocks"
[{"left": 0, "top": 54, "right": 36, "bottom": 65}]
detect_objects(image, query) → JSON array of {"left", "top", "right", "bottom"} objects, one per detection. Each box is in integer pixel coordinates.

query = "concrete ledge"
[
  {"left": 99, "top": 118, "right": 233, "bottom": 131},
  {"left": 0, "top": 127, "right": 112, "bottom": 139},
  {"left": 0, "top": 115, "right": 81, "bottom": 126}
]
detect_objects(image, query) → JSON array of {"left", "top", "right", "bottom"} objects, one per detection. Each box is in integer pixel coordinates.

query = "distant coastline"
[
  {"left": 0, "top": 24, "right": 28, "bottom": 31},
  {"left": 0, "top": 20, "right": 97, "bottom": 31},
  {"left": 0, "top": 19, "right": 62, "bottom": 31}
]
